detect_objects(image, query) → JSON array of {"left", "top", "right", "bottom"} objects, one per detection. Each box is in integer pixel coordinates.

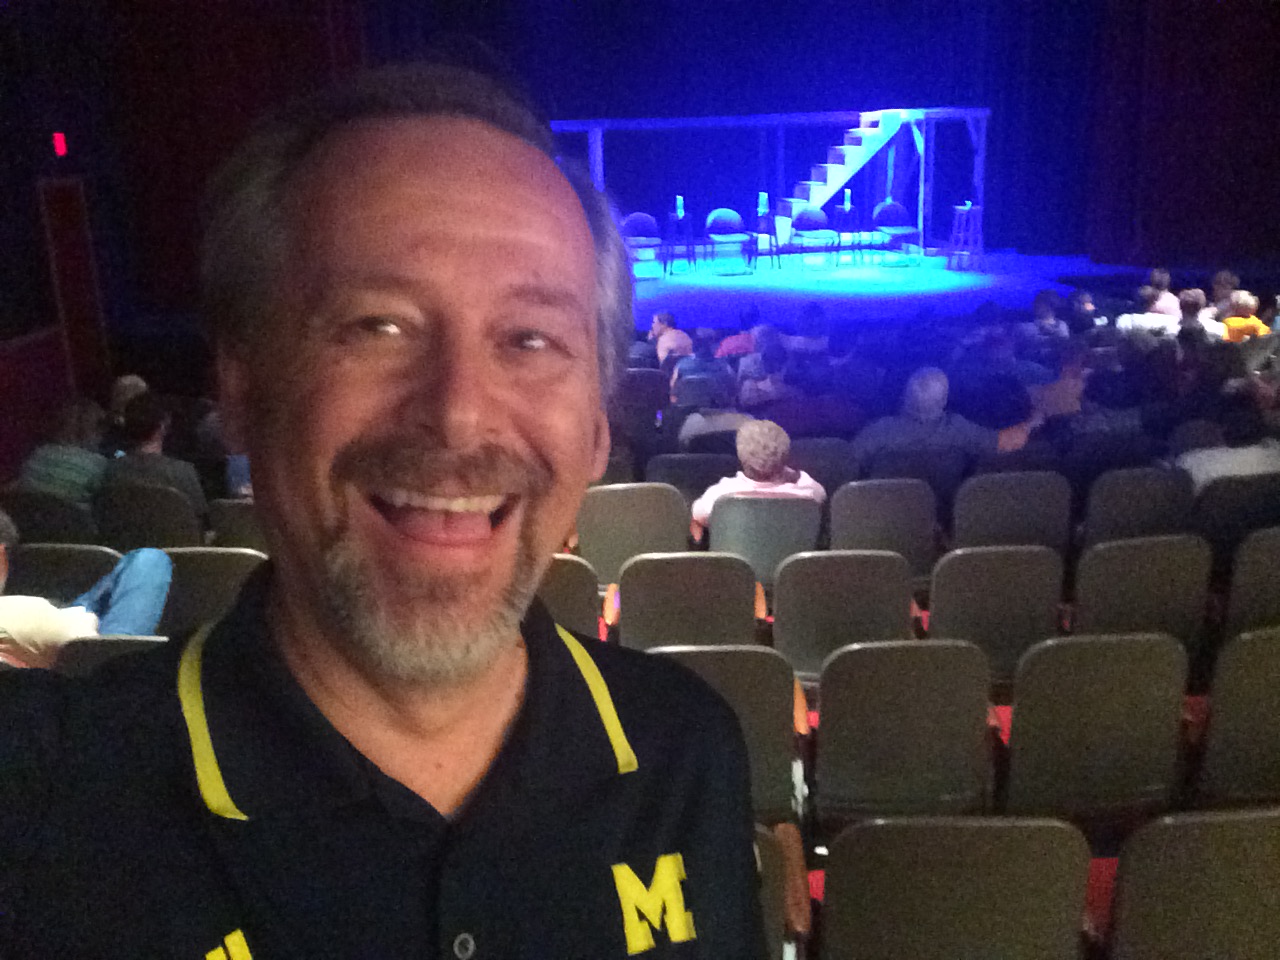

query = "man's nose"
[{"left": 406, "top": 330, "right": 492, "bottom": 448}]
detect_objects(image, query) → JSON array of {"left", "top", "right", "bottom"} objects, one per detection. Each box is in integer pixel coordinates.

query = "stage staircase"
[{"left": 776, "top": 108, "right": 906, "bottom": 228}]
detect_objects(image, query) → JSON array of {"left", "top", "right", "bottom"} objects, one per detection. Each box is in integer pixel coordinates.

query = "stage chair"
[
  {"left": 1062, "top": 431, "right": 1159, "bottom": 514},
  {"left": 816, "top": 640, "right": 991, "bottom": 827},
  {"left": 643, "top": 453, "right": 739, "bottom": 507},
  {"left": 537, "top": 554, "right": 601, "bottom": 638},
  {"left": 95, "top": 482, "right": 202, "bottom": 552},
  {"left": 928, "top": 545, "right": 1063, "bottom": 690},
  {"left": 682, "top": 431, "right": 739, "bottom": 455},
  {"left": 575, "top": 483, "right": 689, "bottom": 587},
  {"left": 649, "top": 645, "right": 796, "bottom": 823},
  {"left": 0, "top": 485, "right": 97, "bottom": 545},
  {"left": 617, "top": 552, "right": 756, "bottom": 650},
  {"left": 6, "top": 543, "right": 123, "bottom": 606},
  {"left": 823, "top": 817, "right": 1090, "bottom": 960},
  {"left": 1110, "top": 808, "right": 1280, "bottom": 960},
  {"left": 1224, "top": 527, "right": 1280, "bottom": 638},
  {"left": 754, "top": 825, "right": 787, "bottom": 960},
  {"left": 952, "top": 470, "right": 1071, "bottom": 554},
  {"left": 157, "top": 547, "right": 267, "bottom": 639},
  {"left": 1195, "top": 628, "right": 1280, "bottom": 808},
  {"left": 708, "top": 496, "right": 821, "bottom": 591},
  {"left": 785, "top": 204, "right": 838, "bottom": 267},
  {"left": 1081, "top": 466, "right": 1194, "bottom": 547},
  {"left": 1003, "top": 634, "right": 1185, "bottom": 824},
  {"left": 54, "top": 635, "right": 169, "bottom": 676},
  {"left": 1073, "top": 535, "right": 1211, "bottom": 651},
  {"left": 703, "top": 208, "right": 754, "bottom": 274},
  {"left": 208, "top": 498, "right": 268, "bottom": 552},
  {"left": 772, "top": 551, "right": 913, "bottom": 680},
  {"left": 618, "top": 212, "right": 662, "bottom": 277},
  {"left": 870, "top": 198, "right": 921, "bottom": 264},
  {"left": 828, "top": 478, "right": 937, "bottom": 583}
]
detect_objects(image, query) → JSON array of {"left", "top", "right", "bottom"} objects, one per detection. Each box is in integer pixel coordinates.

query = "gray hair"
[
  {"left": 736, "top": 419, "right": 790, "bottom": 479},
  {"left": 1228, "top": 289, "right": 1260, "bottom": 317},
  {"left": 902, "top": 367, "right": 949, "bottom": 422},
  {"left": 200, "top": 62, "right": 633, "bottom": 400}
]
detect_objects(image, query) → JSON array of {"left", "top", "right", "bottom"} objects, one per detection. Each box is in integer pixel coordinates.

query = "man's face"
[
  {"left": 649, "top": 315, "right": 667, "bottom": 339},
  {"left": 221, "top": 116, "right": 609, "bottom": 686}
]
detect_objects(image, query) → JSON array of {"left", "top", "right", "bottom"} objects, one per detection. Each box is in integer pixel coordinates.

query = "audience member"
[
  {"left": 715, "top": 306, "right": 761, "bottom": 358},
  {"left": 1149, "top": 268, "right": 1181, "bottom": 316},
  {"left": 1031, "top": 339, "right": 1090, "bottom": 419},
  {"left": 1175, "top": 413, "right": 1280, "bottom": 494},
  {"left": 0, "top": 509, "right": 172, "bottom": 668},
  {"left": 739, "top": 343, "right": 799, "bottom": 409},
  {"left": 1178, "top": 288, "right": 1215, "bottom": 337},
  {"left": 648, "top": 310, "right": 693, "bottom": 365},
  {"left": 851, "top": 367, "right": 1018, "bottom": 472},
  {"left": 17, "top": 399, "right": 109, "bottom": 505},
  {"left": 781, "top": 302, "right": 830, "bottom": 354},
  {"left": 102, "top": 392, "right": 209, "bottom": 517},
  {"left": 1116, "top": 286, "right": 1180, "bottom": 336},
  {"left": 1209, "top": 269, "right": 1240, "bottom": 318},
  {"left": 101, "top": 374, "right": 150, "bottom": 456},
  {"left": 1222, "top": 290, "right": 1270, "bottom": 343},
  {"left": 690, "top": 420, "right": 825, "bottom": 536},
  {"left": 1066, "top": 289, "right": 1101, "bottom": 335},
  {"left": 736, "top": 324, "right": 782, "bottom": 382},
  {"left": 671, "top": 330, "right": 735, "bottom": 401},
  {"left": 1020, "top": 290, "right": 1070, "bottom": 340}
]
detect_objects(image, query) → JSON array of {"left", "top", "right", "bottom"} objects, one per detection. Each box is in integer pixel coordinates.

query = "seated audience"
[
  {"left": 671, "top": 330, "right": 735, "bottom": 401},
  {"left": 101, "top": 373, "right": 150, "bottom": 456},
  {"left": 1031, "top": 340, "right": 1090, "bottom": 419},
  {"left": 1149, "top": 268, "right": 1181, "bottom": 316},
  {"left": 739, "top": 343, "right": 800, "bottom": 410},
  {"left": 1019, "top": 290, "right": 1070, "bottom": 340},
  {"left": 1116, "top": 286, "right": 1180, "bottom": 336},
  {"left": 851, "top": 367, "right": 1021, "bottom": 473},
  {"left": 0, "top": 509, "right": 172, "bottom": 668},
  {"left": 690, "top": 420, "right": 825, "bottom": 537},
  {"left": 102, "top": 392, "right": 208, "bottom": 518},
  {"left": 1175, "top": 414, "right": 1280, "bottom": 494},
  {"left": 1222, "top": 290, "right": 1270, "bottom": 343},
  {"left": 1209, "top": 269, "right": 1240, "bottom": 318},
  {"left": 648, "top": 311, "right": 693, "bottom": 366},
  {"left": 736, "top": 324, "right": 782, "bottom": 383},
  {"left": 18, "top": 399, "right": 109, "bottom": 505},
  {"left": 1178, "top": 288, "right": 1216, "bottom": 338},
  {"left": 715, "top": 307, "right": 760, "bottom": 359},
  {"left": 1066, "top": 289, "right": 1101, "bottom": 335},
  {"left": 781, "top": 302, "right": 830, "bottom": 354}
]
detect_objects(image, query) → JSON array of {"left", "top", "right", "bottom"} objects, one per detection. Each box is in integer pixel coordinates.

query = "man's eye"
[
  {"left": 512, "top": 330, "right": 550, "bottom": 352},
  {"left": 360, "top": 316, "right": 404, "bottom": 337}
]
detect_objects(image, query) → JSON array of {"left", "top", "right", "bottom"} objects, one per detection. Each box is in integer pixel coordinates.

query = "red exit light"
[{"left": 52, "top": 132, "right": 67, "bottom": 157}]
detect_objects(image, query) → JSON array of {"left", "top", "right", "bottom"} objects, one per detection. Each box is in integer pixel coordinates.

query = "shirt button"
[{"left": 453, "top": 932, "right": 476, "bottom": 960}]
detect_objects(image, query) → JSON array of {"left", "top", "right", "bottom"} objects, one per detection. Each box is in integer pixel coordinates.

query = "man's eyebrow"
[{"left": 498, "top": 283, "right": 589, "bottom": 313}]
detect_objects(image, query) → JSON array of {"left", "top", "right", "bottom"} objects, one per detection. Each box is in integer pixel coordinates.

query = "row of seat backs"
[
  {"left": 556, "top": 529, "right": 1280, "bottom": 678},
  {"left": 819, "top": 808, "right": 1280, "bottom": 960},
  {"left": 654, "top": 631, "right": 1280, "bottom": 831},
  {"left": 7, "top": 544, "right": 267, "bottom": 639},
  {"left": 0, "top": 484, "right": 267, "bottom": 552}
]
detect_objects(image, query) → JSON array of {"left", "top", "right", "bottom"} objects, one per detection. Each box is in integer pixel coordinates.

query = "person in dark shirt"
[
  {"left": 0, "top": 62, "right": 760, "bottom": 960},
  {"left": 101, "top": 390, "right": 208, "bottom": 519}
]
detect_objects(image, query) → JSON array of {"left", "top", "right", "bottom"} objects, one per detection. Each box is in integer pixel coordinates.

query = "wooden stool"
[{"left": 947, "top": 203, "right": 984, "bottom": 270}]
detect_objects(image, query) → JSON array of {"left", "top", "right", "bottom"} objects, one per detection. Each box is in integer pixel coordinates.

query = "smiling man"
[{"left": 0, "top": 64, "right": 761, "bottom": 959}]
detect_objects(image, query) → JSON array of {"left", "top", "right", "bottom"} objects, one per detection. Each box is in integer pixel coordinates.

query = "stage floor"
[{"left": 631, "top": 250, "right": 1143, "bottom": 332}]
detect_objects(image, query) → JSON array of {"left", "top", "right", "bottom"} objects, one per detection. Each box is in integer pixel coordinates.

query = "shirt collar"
[{"left": 181, "top": 565, "right": 633, "bottom": 822}]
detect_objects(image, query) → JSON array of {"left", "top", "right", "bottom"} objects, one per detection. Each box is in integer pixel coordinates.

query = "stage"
[{"left": 630, "top": 250, "right": 1145, "bottom": 333}]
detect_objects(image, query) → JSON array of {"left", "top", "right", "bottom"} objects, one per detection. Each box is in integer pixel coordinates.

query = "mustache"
[{"left": 333, "top": 435, "right": 553, "bottom": 499}]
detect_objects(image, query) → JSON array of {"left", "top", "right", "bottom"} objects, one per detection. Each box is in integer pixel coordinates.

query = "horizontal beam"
[{"left": 551, "top": 107, "right": 989, "bottom": 134}]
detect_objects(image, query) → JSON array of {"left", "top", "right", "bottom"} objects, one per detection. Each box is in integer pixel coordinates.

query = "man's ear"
[
  {"left": 216, "top": 341, "right": 253, "bottom": 455},
  {"left": 589, "top": 406, "right": 611, "bottom": 482}
]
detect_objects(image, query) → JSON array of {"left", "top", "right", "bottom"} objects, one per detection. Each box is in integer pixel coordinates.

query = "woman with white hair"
[
  {"left": 1222, "top": 290, "right": 1270, "bottom": 343},
  {"left": 689, "top": 420, "right": 825, "bottom": 539}
]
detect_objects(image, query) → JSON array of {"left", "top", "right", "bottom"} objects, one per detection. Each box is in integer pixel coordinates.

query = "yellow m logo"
[{"left": 612, "top": 853, "right": 697, "bottom": 955}]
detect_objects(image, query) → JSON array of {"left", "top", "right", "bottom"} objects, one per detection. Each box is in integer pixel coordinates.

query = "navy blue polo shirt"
[{"left": 0, "top": 569, "right": 762, "bottom": 959}]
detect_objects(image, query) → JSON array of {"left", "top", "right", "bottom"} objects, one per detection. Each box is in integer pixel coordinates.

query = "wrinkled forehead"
[{"left": 278, "top": 115, "right": 597, "bottom": 292}]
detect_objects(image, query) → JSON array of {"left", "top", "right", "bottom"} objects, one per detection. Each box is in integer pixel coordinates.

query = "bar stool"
[
  {"left": 662, "top": 212, "right": 697, "bottom": 275},
  {"left": 831, "top": 204, "right": 859, "bottom": 265},
  {"left": 754, "top": 213, "right": 781, "bottom": 269},
  {"left": 947, "top": 203, "right": 983, "bottom": 270}
]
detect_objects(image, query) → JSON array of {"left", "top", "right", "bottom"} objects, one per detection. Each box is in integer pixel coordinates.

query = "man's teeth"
[{"left": 380, "top": 490, "right": 507, "bottom": 513}]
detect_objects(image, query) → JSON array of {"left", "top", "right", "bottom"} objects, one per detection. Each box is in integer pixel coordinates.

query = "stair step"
[
  {"left": 777, "top": 198, "right": 809, "bottom": 219},
  {"left": 811, "top": 163, "right": 843, "bottom": 183},
  {"left": 794, "top": 181, "right": 822, "bottom": 202},
  {"left": 828, "top": 145, "right": 856, "bottom": 165},
  {"left": 859, "top": 113, "right": 882, "bottom": 129},
  {"left": 843, "top": 130, "right": 865, "bottom": 146}
]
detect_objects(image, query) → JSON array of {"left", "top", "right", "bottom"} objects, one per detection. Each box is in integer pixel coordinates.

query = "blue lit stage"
[{"left": 630, "top": 251, "right": 1142, "bottom": 332}]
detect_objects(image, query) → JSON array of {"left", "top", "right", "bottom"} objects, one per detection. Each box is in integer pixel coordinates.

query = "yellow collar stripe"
[
  {"left": 556, "top": 624, "right": 638, "bottom": 774},
  {"left": 177, "top": 626, "right": 249, "bottom": 821}
]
